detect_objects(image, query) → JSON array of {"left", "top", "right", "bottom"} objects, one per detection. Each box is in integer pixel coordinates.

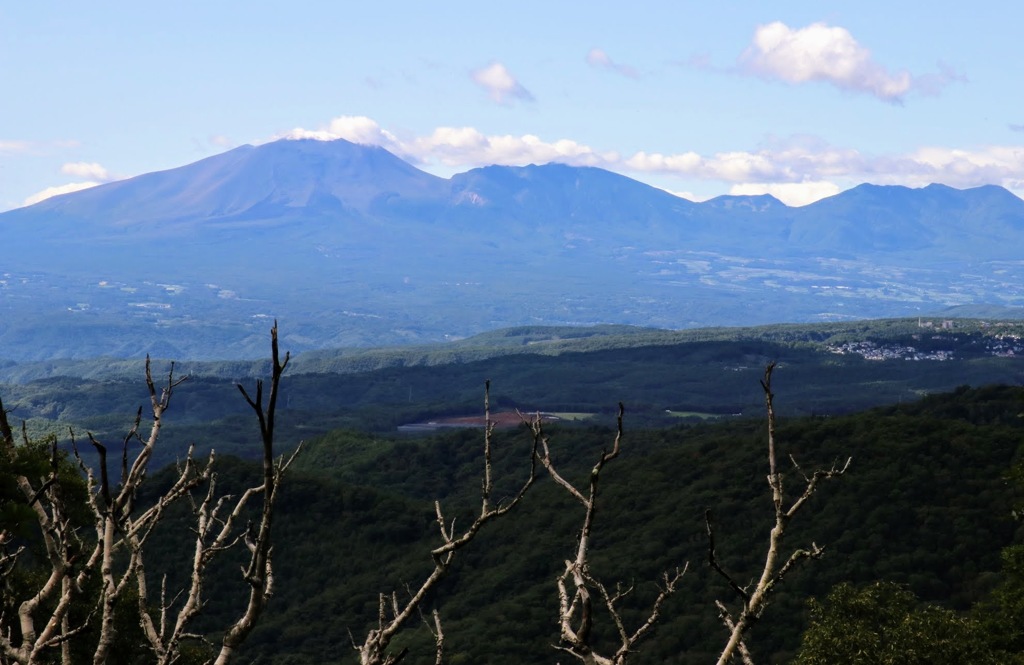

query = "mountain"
[
  {"left": 2, "top": 138, "right": 1024, "bottom": 360},
  {"left": 791, "top": 182, "right": 1024, "bottom": 254},
  {"left": 11, "top": 139, "right": 447, "bottom": 229}
]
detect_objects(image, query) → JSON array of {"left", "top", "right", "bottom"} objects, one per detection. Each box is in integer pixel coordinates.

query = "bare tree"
[
  {"left": 0, "top": 323, "right": 297, "bottom": 665},
  {"left": 354, "top": 380, "right": 538, "bottom": 665},
  {"left": 213, "top": 324, "right": 298, "bottom": 665},
  {"left": 531, "top": 404, "right": 686, "bottom": 665},
  {"left": 706, "top": 363, "right": 851, "bottom": 665},
  {"left": 0, "top": 401, "right": 86, "bottom": 665}
]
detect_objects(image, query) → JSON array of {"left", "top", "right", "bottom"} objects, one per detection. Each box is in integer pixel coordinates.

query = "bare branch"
[
  {"left": 212, "top": 322, "right": 294, "bottom": 665},
  {"left": 714, "top": 601, "right": 754, "bottom": 665},
  {"left": 422, "top": 609, "right": 444, "bottom": 665},
  {"left": 539, "top": 404, "right": 684, "bottom": 665},
  {"left": 712, "top": 363, "right": 850, "bottom": 665},
  {"left": 0, "top": 325, "right": 294, "bottom": 665},
  {"left": 356, "top": 380, "right": 537, "bottom": 665},
  {"left": 705, "top": 510, "right": 750, "bottom": 603}
]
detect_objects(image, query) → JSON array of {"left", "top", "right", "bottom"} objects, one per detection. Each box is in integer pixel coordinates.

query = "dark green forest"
[
  {"left": 20, "top": 384, "right": 1014, "bottom": 663},
  {"left": 192, "top": 383, "right": 1020, "bottom": 664},
  {"left": 3, "top": 320, "right": 1024, "bottom": 663}
]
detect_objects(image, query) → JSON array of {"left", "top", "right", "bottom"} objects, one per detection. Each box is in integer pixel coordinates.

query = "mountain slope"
[
  {"left": 791, "top": 183, "right": 1024, "bottom": 255},
  {"left": 2, "top": 138, "right": 1024, "bottom": 360},
  {"left": 14, "top": 139, "right": 448, "bottom": 229}
]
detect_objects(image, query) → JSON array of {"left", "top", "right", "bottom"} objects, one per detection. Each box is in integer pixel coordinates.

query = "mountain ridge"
[
  {"left": 2, "top": 138, "right": 1023, "bottom": 360},
  {"left": 16, "top": 139, "right": 1022, "bottom": 235}
]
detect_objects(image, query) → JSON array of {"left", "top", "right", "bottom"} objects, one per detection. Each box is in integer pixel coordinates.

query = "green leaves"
[{"left": 795, "top": 582, "right": 999, "bottom": 665}]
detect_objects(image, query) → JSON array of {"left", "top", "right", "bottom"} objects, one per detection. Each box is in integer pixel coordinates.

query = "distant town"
[{"left": 827, "top": 320, "right": 1024, "bottom": 361}]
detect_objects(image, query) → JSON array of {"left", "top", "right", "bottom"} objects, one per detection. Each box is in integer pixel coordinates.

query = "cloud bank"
[
  {"left": 279, "top": 116, "right": 616, "bottom": 169},
  {"left": 277, "top": 115, "right": 1024, "bottom": 206},
  {"left": 27, "top": 116, "right": 1020, "bottom": 210}
]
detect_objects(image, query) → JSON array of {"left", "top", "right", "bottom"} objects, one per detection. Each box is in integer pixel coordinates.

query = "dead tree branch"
[
  {"left": 0, "top": 324, "right": 297, "bottom": 665},
  {"left": 355, "top": 380, "right": 538, "bottom": 665},
  {"left": 0, "top": 399, "right": 85, "bottom": 665},
  {"left": 213, "top": 321, "right": 299, "bottom": 665},
  {"left": 534, "top": 404, "right": 685, "bottom": 665},
  {"left": 710, "top": 362, "right": 851, "bottom": 665}
]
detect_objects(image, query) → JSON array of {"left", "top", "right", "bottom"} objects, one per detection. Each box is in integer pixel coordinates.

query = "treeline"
[{"left": 3, "top": 317, "right": 1024, "bottom": 384}]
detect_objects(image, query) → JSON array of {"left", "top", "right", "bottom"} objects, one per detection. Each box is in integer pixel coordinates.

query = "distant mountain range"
[{"left": 1, "top": 138, "right": 1023, "bottom": 360}]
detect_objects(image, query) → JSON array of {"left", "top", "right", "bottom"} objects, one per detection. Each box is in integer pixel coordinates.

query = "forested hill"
[
  {"left": 169, "top": 383, "right": 1024, "bottom": 664},
  {"left": 2, "top": 316, "right": 1023, "bottom": 473},
  {"left": 2, "top": 315, "right": 1023, "bottom": 384},
  {"left": 0, "top": 314, "right": 1020, "bottom": 480}
]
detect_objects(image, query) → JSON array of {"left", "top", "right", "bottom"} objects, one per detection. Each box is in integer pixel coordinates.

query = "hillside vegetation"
[
  {"left": 3, "top": 316, "right": 1023, "bottom": 384},
  {"left": 3, "top": 319, "right": 1023, "bottom": 662},
  {"left": 170, "top": 382, "right": 1024, "bottom": 664},
  {"left": 1, "top": 318, "right": 1022, "bottom": 472}
]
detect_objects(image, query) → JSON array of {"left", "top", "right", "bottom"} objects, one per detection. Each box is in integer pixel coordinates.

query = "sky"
[{"left": 2, "top": 1, "right": 1023, "bottom": 211}]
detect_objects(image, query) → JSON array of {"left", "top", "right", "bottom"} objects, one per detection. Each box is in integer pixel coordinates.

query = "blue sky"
[{"left": 2, "top": 1, "right": 1022, "bottom": 211}]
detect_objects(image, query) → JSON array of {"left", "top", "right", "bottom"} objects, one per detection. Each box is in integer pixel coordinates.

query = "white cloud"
[
  {"left": 659, "top": 188, "right": 710, "bottom": 202},
  {"left": 585, "top": 48, "right": 640, "bottom": 78},
  {"left": 626, "top": 148, "right": 804, "bottom": 182},
  {"left": 729, "top": 181, "right": 841, "bottom": 207},
  {"left": 20, "top": 159, "right": 116, "bottom": 207},
  {"left": 61, "top": 161, "right": 109, "bottom": 180},
  {"left": 626, "top": 151, "right": 703, "bottom": 175},
  {"left": 283, "top": 115, "right": 399, "bottom": 146},
  {"left": 470, "top": 61, "right": 534, "bottom": 104},
  {"left": 279, "top": 115, "right": 615, "bottom": 169},
  {"left": 624, "top": 139, "right": 869, "bottom": 188},
  {"left": 887, "top": 145, "right": 1024, "bottom": 190},
  {"left": 408, "top": 127, "right": 615, "bottom": 168},
  {"left": 276, "top": 115, "right": 415, "bottom": 168},
  {"left": 271, "top": 116, "right": 1024, "bottom": 204},
  {"left": 630, "top": 139, "right": 1024, "bottom": 200},
  {"left": 24, "top": 182, "right": 101, "bottom": 206},
  {"left": 740, "top": 22, "right": 916, "bottom": 102}
]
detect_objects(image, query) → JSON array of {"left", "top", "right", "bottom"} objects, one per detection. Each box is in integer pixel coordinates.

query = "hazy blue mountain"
[
  {"left": 2, "top": 138, "right": 1023, "bottom": 361},
  {"left": 791, "top": 182, "right": 1024, "bottom": 255},
  {"left": 446, "top": 162, "right": 695, "bottom": 224},
  {"left": 16, "top": 139, "right": 447, "bottom": 228}
]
